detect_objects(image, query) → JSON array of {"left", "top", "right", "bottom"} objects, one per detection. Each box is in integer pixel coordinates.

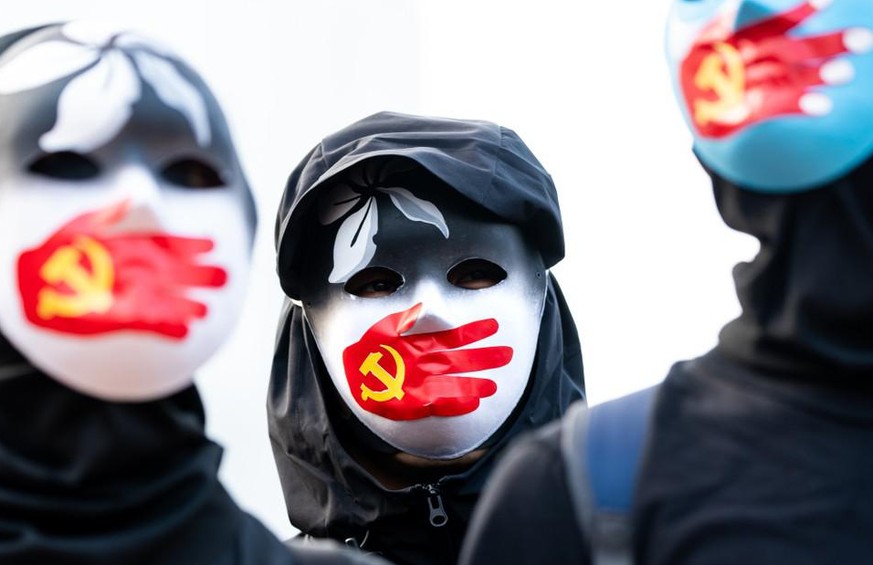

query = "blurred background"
[{"left": 1, "top": 0, "right": 757, "bottom": 539}]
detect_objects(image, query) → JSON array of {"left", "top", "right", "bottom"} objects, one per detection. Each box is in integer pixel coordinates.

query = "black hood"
[
  {"left": 709, "top": 151, "right": 873, "bottom": 382},
  {"left": 268, "top": 112, "right": 585, "bottom": 564},
  {"left": 275, "top": 111, "right": 564, "bottom": 300}
]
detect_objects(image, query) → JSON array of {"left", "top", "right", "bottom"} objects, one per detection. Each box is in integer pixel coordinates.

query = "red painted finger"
[
  {"left": 404, "top": 318, "right": 499, "bottom": 351},
  {"left": 144, "top": 320, "right": 190, "bottom": 339},
  {"left": 743, "top": 60, "right": 825, "bottom": 91},
  {"left": 748, "top": 32, "right": 848, "bottom": 67},
  {"left": 116, "top": 293, "right": 207, "bottom": 325},
  {"left": 417, "top": 346, "right": 513, "bottom": 375},
  {"left": 155, "top": 296, "right": 209, "bottom": 323},
  {"left": 747, "top": 86, "right": 803, "bottom": 120},
  {"left": 737, "top": 1, "right": 815, "bottom": 42},
  {"left": 415, "top": 374, "right": 498, "bottom": 401},
  {"left": 794, "top": 31, "right": 850, "bottom": 60},
  {"left": 172, "top": 264, "right": 228, "bottom": 287},
  {"left": 429, "top": 396, "right": 482, "bottom": 418},
  {"left": 150, "top": 235, "right": 216, "bottom": 255}
]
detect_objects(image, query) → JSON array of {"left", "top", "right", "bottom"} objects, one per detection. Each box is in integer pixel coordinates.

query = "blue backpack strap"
[{"left": 561, "top": 386, "right": 659, "bottom": 565}]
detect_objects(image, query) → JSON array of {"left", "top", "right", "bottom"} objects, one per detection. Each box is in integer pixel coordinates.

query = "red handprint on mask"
[
  {"left": 342, "top": 303, "right": 513, "bottom": 421},
  {"left": 681, "top": 0, "right": 872, "bottom": 138},
  {"left": 17, "top": 200, "right": 227, "bottom": 339}
]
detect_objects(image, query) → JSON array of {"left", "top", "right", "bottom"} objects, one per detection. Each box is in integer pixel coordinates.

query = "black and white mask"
[
  {"left": 301, "top": 164, "right": 547, "bottom": 459},
  {"left": 0, "top": 22, "right": 255, "bottom": 401}
]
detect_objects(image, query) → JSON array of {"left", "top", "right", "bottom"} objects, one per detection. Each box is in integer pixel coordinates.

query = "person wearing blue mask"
[{"left": 460, "top": 1, "right": 873, "bottom": 563}]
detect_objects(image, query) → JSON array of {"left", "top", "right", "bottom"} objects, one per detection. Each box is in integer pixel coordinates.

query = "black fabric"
[
  {"left": 635, "top": 353, "right": 873, "bottom": 565},
  {"left": 269, "top": 112, "right": 585, "bottom": 565},
  {"left": 634, "top": 156, "right": 873, "bottom": 564},
  {"left": 457, "top": 153, "right": 873, "bottom": 564},
  {"left": 708, "top": 154, "right": 873, "bottom": 377},
  {"left": 0, "top": 330, "right": 306, "bottom": 565},
  {"left": 457, "top": 421, "right": 588, "bottom": 565}
]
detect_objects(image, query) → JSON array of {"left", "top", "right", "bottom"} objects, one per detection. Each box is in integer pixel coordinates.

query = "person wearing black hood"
[
  {"left": 460, "top": 1, "right": 873, "bottom": 564},
  {"left": 269, "top": 111, "right": 586, "bottom": 564},
  {"left": 0, "top": 22, "right": 384, "bottom": 565}
]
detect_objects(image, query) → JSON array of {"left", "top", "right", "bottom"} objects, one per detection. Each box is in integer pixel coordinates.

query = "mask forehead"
[
  {"left": 377, "top": 207, "right": 536, "bottom": 278},
  {"left": 303, "top": 193, "right": 542, "bottom": 303}
]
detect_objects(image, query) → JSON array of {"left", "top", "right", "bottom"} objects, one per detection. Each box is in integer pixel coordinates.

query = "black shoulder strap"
[{"left": 561, "top": 386, "right": 658, "bottom": 565}]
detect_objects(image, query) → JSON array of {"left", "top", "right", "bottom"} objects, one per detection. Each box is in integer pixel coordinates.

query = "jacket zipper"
[{"left": 423, "top": 483, "right": 448, "bottom": 528}]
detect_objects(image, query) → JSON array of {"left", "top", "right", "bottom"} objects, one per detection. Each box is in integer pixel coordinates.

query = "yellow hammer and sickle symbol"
[
  {"left": 693, "top": 42, "right": 747, "bottom": 127},
  {"left": 36, "top": 235, "right": 115, "bottom": 320},
  {"left": 359, "top": 344, "right": 406, "bottom": 403}
]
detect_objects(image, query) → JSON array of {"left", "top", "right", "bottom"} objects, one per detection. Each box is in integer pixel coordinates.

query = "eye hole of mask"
[
  {"left": 345, "top": 267, "right": 404, "bottom": 298},
  {"left": 447, "top": 258, "right": 507, "bottom": 290},
  {"left": 161, "top": 158, "right": 225, "bottom": 189},
  {"left": 27, "top": 151, "right": 100, "bottom": 180}
]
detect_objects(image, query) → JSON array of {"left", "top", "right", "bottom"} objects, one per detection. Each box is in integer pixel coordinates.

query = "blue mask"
[{"left": 667, "top": 0, "right": 873, "bottom": 191}]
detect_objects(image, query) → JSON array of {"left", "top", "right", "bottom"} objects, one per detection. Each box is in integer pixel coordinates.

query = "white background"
[{"left": 2, "top": 0, "right": 758, "bottom": 539}]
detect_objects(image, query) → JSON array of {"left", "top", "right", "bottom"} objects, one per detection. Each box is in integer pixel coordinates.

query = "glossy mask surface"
[
  {"left": 0, "top": 23, "right": 254, "bottom": 400},
  {"left": 301, "top": 180, "right": 547, "bottom": 459},
  {"left": 667, "top": 0, "right": 873, "bottom": 191}
]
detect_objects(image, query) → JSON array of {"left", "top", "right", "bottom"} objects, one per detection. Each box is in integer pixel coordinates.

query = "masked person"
[
  {"left": 460, "top": 1, "right": 873, "bottom": 564},
  {"left": 0, "top": 22, "right": 386, "bottom": 565},
  {"left": 269, "top": 111, "right": 586, "bottom": 565}
]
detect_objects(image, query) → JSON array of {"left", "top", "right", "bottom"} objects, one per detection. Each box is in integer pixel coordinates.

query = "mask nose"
[
  {"left": 111, "top": 164, "right": 163, "bottom": 230},
  {"left": 408, "top": 279, "right": 457, "bottom": 333}
]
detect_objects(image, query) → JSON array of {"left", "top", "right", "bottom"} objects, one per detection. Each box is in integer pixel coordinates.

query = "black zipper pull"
[{"left": 425, "top": 484, "right": 449, "bottom": 528}]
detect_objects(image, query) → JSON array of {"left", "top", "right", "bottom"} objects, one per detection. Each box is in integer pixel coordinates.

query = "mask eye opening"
[
  {"left": 447, "top": 258, "right": 507, "bottom": 290},
  {"left": 27, "top": 151, "right": 101, "bottom": 180},
  {"left": 344, "top": 266, "right": 404, "bottom": 298},
  {"left": 161, "top": 157, "right": 225, "bottom": 189}
]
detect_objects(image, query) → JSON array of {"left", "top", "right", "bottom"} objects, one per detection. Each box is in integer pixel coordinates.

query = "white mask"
[
  {"left": 301, "top": 176, "right": 547, "bottom": 459},
  {"left": 0, "top": 23, "right": 254, "bottom": 401}
]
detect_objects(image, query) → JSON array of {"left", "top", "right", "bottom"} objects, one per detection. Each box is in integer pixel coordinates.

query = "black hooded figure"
[
  {"left": 269, "top": 111, "right": 585, "bottom": 565},
  {"left": 459, "top": 1, "right": 873, "bottom": 563},
  {"left": 459, "top": 154, "right": 873, "bottom": 565},
  {"left": 0, "top": 23, "right": 384, "bottom": 565}
]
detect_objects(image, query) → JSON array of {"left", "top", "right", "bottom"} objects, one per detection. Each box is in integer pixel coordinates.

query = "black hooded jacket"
[
  {"left": 460, "top": 154, "right": 873, "bottom": 565},
  {"left": 0, "top": 330, "right": 382, "bottom": 565},
  {"left": 269, "top": 112, "right": 585, "bottom": 565},
  {"left": 634, "top": 156, "right": 873, "bottom": 564}
]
